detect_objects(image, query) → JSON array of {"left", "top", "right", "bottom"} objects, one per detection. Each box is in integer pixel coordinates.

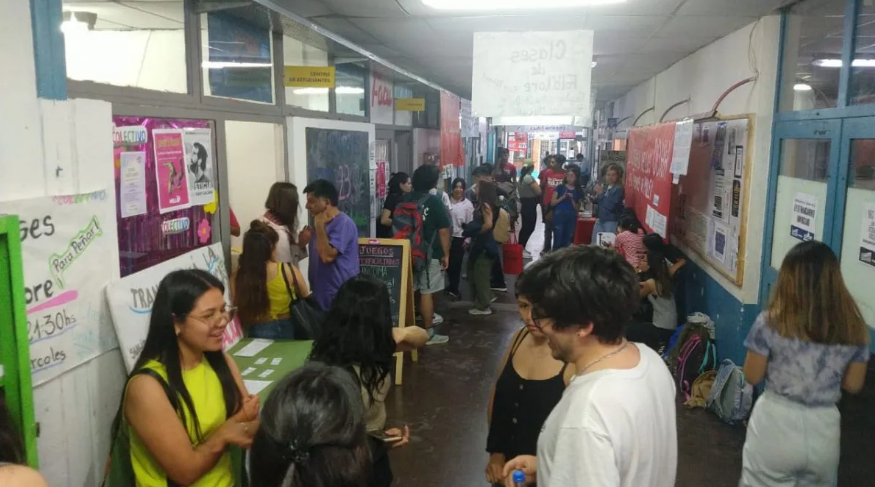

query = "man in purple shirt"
[{"left": 301, "top": 179, "right": 360, "bottom": 310}]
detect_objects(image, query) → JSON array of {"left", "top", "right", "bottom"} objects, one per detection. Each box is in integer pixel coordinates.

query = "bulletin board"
[
  {"left": 113, "top": 117, "right": 218, "bottom": 277},
  {"left": 671, "top": 116, "right": 752, "bottom": 285}
]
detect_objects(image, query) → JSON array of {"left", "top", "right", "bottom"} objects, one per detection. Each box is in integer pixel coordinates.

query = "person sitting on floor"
[{"left": 626, "top": 249, "right": 679, "bottom": 352}]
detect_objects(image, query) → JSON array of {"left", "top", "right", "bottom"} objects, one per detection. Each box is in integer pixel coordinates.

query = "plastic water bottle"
[{"left": 512, "top": 469, "right": 526, "bottom": 487}]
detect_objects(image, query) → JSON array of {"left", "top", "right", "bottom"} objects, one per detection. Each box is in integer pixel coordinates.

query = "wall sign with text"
[{"left": 283, "top": 66, "right": 336, "bottom": 88}]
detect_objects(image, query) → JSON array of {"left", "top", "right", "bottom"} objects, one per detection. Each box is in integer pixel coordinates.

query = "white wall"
[
  {"left": 64, "top": 30, "right": 187, "bottom": 93},
  {"left": 225, "top": 121, "right": 286, "bottom": 249},
  {"left": 1, "top": 6, "right": 125, "bottom": 487},
  {"left": 610, "top": 16, "right": 782, "bottom": 304}
]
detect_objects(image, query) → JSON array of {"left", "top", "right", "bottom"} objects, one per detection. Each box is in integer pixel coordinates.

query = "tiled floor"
[{"left": 384, "top": 212, "right": 875, "bottom": 486}]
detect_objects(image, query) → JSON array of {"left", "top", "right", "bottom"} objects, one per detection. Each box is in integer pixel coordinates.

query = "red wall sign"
[{"left": 625, "top": 122, "right": 676, "bottom": 237}]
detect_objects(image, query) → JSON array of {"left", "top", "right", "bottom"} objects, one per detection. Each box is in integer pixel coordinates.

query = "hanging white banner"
[{"left": 472, "top": 30, "right": 593, "bottom": 118}]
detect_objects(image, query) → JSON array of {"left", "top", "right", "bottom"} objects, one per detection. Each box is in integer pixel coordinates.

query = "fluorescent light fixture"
[
  {"left": 793, "top": 83, "right": 813, "bottom": 92},
  {"left": 202, "top": 61, "right": 272, "bottom": 69},
  {"left": 292, "top": 87, "right": 365, "bottom": 95},
  {"left": 422, "top": 0, "right": 626, "bottom": 9},
  {"left": 813, "top": 58, "right": 875, "bottom": 68}
]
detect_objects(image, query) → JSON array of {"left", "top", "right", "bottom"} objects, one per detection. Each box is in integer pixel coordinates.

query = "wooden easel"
[{"left": 358, "top": 238, "right": 417, "bottom": 386}]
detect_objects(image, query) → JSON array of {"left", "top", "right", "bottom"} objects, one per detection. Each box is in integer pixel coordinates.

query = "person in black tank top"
[{"left": 486, "top": 298, "right": 574, "bottom": 485}]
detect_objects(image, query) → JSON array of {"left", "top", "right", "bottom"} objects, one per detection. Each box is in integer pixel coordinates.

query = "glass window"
[
  {"left": 201, "top": 12, "right": 274, "bottom": 104},
  {"left": 63, "top": 1, "right": 187, "bottom": 92},
  {"left": 335, "top": 63, "right": 368, "bottom": 117},
  {"left": 283, "top": 36, "right": 329, "bottom": 112},
  {"left": 780, "top": 0, "right": 845, "bottom": 111},
  {"left": 850, "top": 6, "right": 875, "bottom": 105},
  {"left": 770, "top": 139, "right": 831, "bottom": 268},
  {"left": 839, "top": 139, "right": 875, "bottom": 330}
]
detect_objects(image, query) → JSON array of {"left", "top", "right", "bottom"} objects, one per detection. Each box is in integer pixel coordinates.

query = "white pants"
[{"left": 739, "top": 391, "right": 840, "bottom": 487}]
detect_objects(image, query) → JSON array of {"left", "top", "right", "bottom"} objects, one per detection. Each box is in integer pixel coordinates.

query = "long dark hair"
[
  {"left": 250, "top": 363, "right": 371, "bottom": 487},
  {"left": 478, "top": 179, "right": 499, "bottom": 211},
  {"left": 519, "top": 165, "right": 534, "bottom": 180},
  {"left": 265, "top": 182, "right": 300, "bottom": 245},
  {"left": 563, "top": 166, "right": 584, "bottom": 196},
  {"left": 309, "top": 275, "right": 395, "bottom": 402},
  {"left": 0, "top": 395, "right": 24, "bottom": 464},
  {"left": 645, "top": 250, "right": 672, "bottom": 298},
  {"left": 111, "top": 270, "right": 242, "bottom": 444},
  {"left": 236, "top": 220, "right": 279, "bottom": 325},
  {"left": 387, "top": 172, "right": 409, "bottom": 196},
  {"left": 618, "top": 214, "right": 641, "bottom": 234}
]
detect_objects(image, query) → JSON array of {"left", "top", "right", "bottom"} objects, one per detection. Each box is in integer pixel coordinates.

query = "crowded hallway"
[{"left": 2, "top": 0, "right": 875, "bottom": 486}]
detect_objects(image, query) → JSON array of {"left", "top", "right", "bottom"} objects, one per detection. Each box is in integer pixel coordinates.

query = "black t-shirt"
[{"left": 376, "top": 193, "right": 401, "bottom": 238}]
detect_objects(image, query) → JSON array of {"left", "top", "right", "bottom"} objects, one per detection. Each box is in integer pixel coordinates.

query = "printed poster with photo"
[
  {"left": 860, "top": 203, "right": 875, "bottom": 268},
  {"left": 119, "top": 151, "right": 148, "bottom": 218},
  {"left": 153, "top": 129, "right": 191, "bottom": 214},
  {"left": 183, "top": 129, "right": 215, "bottom": 206}
]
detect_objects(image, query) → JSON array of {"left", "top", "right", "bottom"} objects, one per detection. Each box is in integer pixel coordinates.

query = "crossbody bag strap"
[{"left": 279, "top": 263, "right": 300, "bottom": 304}]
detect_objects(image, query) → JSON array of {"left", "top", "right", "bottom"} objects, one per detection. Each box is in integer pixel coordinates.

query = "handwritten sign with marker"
[
  {"left": 358, "top": 239, "right": 417, "bottom": 386},
  {"left": 106, "top": 242, "right": 244, "bottom": 371},
  {"left": 472, "top": 30, "right": 593, "bottom": 118},
  {"left": 2, "top": 191, "right": 118, "bottom": 385}
]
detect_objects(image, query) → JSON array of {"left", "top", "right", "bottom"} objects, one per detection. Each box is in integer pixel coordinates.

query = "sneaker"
[
  {"left": 468, "top": 308, "right": 493, "bottom": 316},
  {"left": 426, "top": 331, "right": 449, "bottom": 345},
  {"left": 491, "top": 286, "right": 508, "bottom": 292},
  {"left": 445, "top": 290, "right": 460, "bottom": 299},
  {"left": 432, "top": 313, "right": 444, "bottom": 326},
  {"left": 522, "top": 250, "right": 533, "bottom": 259},
  {"left": 490, "top": 296, "right": 498, "bottom": 303}
]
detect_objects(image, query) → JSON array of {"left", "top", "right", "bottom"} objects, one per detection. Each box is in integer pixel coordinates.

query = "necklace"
[{"left": 577, "top": 340, "right": 630, "bottom": 375}]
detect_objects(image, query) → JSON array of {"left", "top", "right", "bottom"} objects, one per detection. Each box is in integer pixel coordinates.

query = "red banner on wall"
[
  {"left": 440, "top": 91, "right": 464, "bottom": 168},
  {"left": 625, "top": 122, "right": 676, "bottom": 237}
]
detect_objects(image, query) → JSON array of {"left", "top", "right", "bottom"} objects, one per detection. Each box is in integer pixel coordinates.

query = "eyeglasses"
[
  {"left": 531, "top": 311, "right": 553, "bottom": 331},
  {"left": 187, "top": 306, "right": 237, "bottom": 326}
]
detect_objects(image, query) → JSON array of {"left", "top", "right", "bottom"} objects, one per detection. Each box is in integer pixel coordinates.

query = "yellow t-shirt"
[{"left": 128, "top": 359, "right": 232, "bottom": 487}]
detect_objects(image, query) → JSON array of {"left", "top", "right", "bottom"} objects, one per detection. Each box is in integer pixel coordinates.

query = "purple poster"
[{"left": 153, "top": 129, "right": 191, "bottom": 214}]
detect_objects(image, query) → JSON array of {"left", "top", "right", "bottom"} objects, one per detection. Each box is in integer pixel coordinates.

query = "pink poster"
[{"left": 153, "top": 129, "right": 191, "bottom": 214}]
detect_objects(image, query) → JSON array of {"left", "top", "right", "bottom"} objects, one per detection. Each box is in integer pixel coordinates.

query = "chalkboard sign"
[
  {"left": 306, "top": 128, "right": 372, "bottom": 237},
  {"left": 358, "top": 238, "right": 416, "bottom": 385},
  {"left": 359, "top": 242, "right": 404, "bottom": 326}
]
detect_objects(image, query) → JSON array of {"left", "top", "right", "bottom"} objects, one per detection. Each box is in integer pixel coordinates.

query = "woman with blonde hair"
[{"left": 740, "top": 240, "right": 870, "bottom": 487}]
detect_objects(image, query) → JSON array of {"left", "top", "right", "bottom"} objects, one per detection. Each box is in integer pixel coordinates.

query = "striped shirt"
[{"left": 616, "top": 230, "right": 646, "bottom": 268}]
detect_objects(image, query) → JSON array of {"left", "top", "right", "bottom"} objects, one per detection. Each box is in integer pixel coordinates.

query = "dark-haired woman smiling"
[
  {"left": 117, "top": 269, "right": 259, "bottom": 486},
  {"left": 310, "top": 275, "right": 428, "bottom": 487}
]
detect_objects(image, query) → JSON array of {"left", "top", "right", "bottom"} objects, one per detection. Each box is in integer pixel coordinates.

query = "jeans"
[
  {"left": 740, "top": 392, "right": 840, "bottom": 487},
  {"left": 519, "top": 197, "right": 539, "bottom": 249},
  {"left": 591, "top": 219, "right": 619, "bottom": 244},
  {"left": 447, "top": 237, "right": 466, "bottom": 295},
  {"left": 552, "top": 211, "right": 577, "bottom": 250},
  {"left": 469, "top": 255, "right": 494, "bottom": 310},
  {"left": 247, "top": 318, "right": 295, "bottom": 339}
]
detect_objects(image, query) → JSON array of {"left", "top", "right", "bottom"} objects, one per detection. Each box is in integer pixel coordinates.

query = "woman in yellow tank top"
[
  {"left": 232, "top": 220, "right": 310, "bottom": 339},
  {"left": 115, "top": 269, "right": 259, "bottom": 487}
]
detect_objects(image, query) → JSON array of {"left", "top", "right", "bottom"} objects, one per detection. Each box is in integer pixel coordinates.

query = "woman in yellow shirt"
[
  {"left": 232, "top": 220, "right": 310, "bottom": 339},
  {"left": 118, "top": 269, "right": 259, "bottom": 487}
]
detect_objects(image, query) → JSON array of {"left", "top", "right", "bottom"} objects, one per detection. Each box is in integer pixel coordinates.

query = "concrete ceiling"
[{"left": 274, "top": 0, "right": 793, "bottom": 104}]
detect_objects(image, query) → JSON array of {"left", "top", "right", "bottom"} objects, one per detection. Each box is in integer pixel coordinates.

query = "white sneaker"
[
  {"left": 426, "top": 331, "right": 449, "bottom": 345},
  {"left": 432, "top": 313, "right": 444, "bottom": 326},
  {"left": 469, "top": 308, "right": 493, "bottom": 316}
]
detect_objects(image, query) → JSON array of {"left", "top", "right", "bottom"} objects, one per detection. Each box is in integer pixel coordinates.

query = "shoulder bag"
[{"left": 280, "top": 263, "right": 325, "bottom": 340}]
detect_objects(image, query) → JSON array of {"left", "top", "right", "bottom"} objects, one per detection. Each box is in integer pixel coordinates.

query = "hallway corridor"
[{"left": 384, "top": 215, "right": 875, "bottom": 487}]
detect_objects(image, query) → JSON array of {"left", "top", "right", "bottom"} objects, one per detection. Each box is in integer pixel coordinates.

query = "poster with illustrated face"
[
  {"left": 153, "top": 129, "right": 191, "bottom": 214},
  {"left": 183, "top": 129, "right": 215, "bottom": 206}
]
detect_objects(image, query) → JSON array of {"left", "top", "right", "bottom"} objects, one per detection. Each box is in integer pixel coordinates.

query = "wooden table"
[
  {"left": 228, "top": 339, "right": 313, "bottom": 399},
  {"left": 574, "top": 217, "right": 597, "bottom": 245}
]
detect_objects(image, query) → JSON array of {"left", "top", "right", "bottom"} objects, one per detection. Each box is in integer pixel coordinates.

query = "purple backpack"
[{"left": 675, "top": 334, "right": 718, "bottom": 401}]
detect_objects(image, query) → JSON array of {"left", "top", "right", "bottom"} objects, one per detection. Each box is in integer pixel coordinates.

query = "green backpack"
[{"left": 102, "top": 369, "right": 247, "bottom": 487}]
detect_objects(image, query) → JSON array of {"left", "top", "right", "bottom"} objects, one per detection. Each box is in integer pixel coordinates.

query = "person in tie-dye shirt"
[{"left": 740, "top": 241, "right": 870, "bottom": 487}]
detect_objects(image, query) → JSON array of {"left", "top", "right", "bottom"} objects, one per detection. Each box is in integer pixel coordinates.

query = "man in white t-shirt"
[{"left": 503, "top": 245, "right": 677, "bottom": 487}]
